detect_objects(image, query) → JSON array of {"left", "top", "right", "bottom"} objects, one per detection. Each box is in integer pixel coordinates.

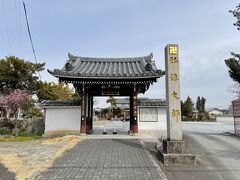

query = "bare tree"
[{"left": 230, "top": 83, "right": 240, "bottom": 99}]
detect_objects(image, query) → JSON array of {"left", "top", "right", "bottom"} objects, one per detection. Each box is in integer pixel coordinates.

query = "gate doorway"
[
  {"left": 78, "top": 84, "right": 139, "bottom": 134},
  {"left": 91, "top": 96, "right": 130, "bottom": 135}
]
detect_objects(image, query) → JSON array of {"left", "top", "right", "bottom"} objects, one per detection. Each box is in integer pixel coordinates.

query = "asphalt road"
[{"left": 164, "top": 121, "right": 240, "bottom": 180}]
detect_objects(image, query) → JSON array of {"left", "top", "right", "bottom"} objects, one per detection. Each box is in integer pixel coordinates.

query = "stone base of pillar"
[
  {"left": 158, "top": 139, "right": 197, "bottom": 165},
  {"left": 80, "top": 126, "right": 86, "bottom": 133},
  {"left": 132, "top": 124, "right": 138, "bottom": 133}
]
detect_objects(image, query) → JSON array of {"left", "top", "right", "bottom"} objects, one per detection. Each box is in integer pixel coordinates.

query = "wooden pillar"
[
  {"left": 86, "top": 95, "right": 93, "bottom": 133},
  {"left": 132, "top": 92, "right": 138, "bottom": 133},
  {"left": 130, "top": 84, "right": 138, "bottom": 133},
  {"left": 130, "top": 95, "right": 133, "bottom": 132},
  {"left": 80, "top": 85, "right": 87, "bottom": 133},
  {"left": 80, "top": 94, "right": 87, "bottom": 133},
  {"left": 86, "top": 94, "right": 90, "bottom": 133},
  {"left": 90, "top": 96, "right": 93, "bottom": 131}
]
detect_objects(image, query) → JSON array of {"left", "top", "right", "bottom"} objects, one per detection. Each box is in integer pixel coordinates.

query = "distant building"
[
  {"left": 207, "top": 108, "right": 224, "bottom": 116},
  {"left": 206, "top": 108, "right": 234, "bottom": 121},
  {"left": 206, "top": 106, "right": 234, "bottom": 123},
  {"left": 228, "top": 105, "right": 233, "bottom": 114},
  {"left": 114, "top": 98, "right": 130, "bottom": 110}
]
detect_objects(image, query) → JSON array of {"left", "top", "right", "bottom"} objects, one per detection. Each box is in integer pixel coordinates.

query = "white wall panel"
[
  {"left": 45, "top": 107, "right": 81, "bottom": 131},
  {"left": 138, "top": 107, "right": 167, "bottom": 130}
]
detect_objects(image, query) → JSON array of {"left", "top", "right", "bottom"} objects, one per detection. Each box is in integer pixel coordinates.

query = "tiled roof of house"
[
  {"left": 206, "top": 108, "right": 223, "bottom": 113},
  {"left": 48, "top": 53, "right": 164, "bottom": 79}
]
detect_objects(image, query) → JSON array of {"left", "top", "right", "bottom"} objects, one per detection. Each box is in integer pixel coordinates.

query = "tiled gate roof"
[{"left": 48, "top": 53, "right": 164, "bottom": 79}]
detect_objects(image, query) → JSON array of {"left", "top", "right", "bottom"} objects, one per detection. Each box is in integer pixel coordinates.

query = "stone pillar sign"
[
  {"left": 158, "top": 44, "right": 196, "bottom": 165},
  {"left": 165, "top": 44, "right": 182, "bottom": 140}
]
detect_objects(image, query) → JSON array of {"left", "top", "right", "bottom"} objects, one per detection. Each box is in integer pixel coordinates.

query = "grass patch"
[
  {"left": 0, "top": 128, "right": 12, "bottom": 135},
  {"left": 0, "top": 135, "right": 41, "bottom": 142}
]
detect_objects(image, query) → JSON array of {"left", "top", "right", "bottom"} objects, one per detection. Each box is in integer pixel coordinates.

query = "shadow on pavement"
[
  {"left": 0, "top": 163, "right": 15, "bottom": 180},
  {"left": 111, "top": 139, "right": 144, "bottom": 149}
]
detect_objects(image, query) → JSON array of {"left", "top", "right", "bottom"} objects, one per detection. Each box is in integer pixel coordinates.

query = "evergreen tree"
[
  {"left": 0, "top": 56, "right": 45, "bottom": 94},
  {"left": 195, "top": 96, "right": 207, "bottom": 121},
  {"left": 225, "top": 53, "right": 240, "bottom": 84},
  {"left": 196, "top": 96, "right": 206, "bottom": 114},
  {"left": 225, "top": 5, "right": 240, "bottom": 85},
  {"left": 200, "top": 97, "right": 206, "bottom": 113},
  {"left": 181, "top": 100, "right": 184, "bottom": 115},
  {"left": 181, "top": 96, "right": 194, "bottom": 120},
  {"left": 196, "top": 96, "right": 201, "bottom": 113}
]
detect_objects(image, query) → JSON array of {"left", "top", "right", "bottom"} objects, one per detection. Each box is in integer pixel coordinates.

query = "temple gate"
[{"left": 48, "top": 53, "right": 164, "bottom": 134}]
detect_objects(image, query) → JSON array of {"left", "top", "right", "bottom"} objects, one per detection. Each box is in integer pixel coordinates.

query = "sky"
[{"left": 0, "top": 0, "right": 240, "bottom": 109}]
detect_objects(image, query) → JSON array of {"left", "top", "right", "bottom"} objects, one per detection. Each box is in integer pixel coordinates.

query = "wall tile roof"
[
  {"left": 115, "top": 98, "right": 166, "bottom": 107},
  {"left": 138, "top": 99, "right": 166, "bottom": 107},
  {"left": 40, "top": 98, "right": 166, "bottom": 108},
  {"left": 40, "top": 99, "right": 81, "bottom": 107}
]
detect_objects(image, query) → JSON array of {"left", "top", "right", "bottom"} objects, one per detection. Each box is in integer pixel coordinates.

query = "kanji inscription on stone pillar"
[{"left": 165, "top": 44, "right": 183, "bottom": 140}]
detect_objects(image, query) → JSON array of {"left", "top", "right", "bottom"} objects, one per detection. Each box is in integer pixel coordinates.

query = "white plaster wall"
[
  {"left": 138, "top": 106, "right": 167, "bottom": 130},
  {"left": 45, "top": 106, "right": 81, "bottom": 132},
  {"left": 216, "top": 114, "right": 234, "bottom": 122}
]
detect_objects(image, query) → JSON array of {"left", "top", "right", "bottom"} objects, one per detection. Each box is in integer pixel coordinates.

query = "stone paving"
[
  {"left": 0, "top": 163, "right": 15, "bottom": 180},
  {"left": 92, "top": 120, "right": 130, "bottom": 135},
  {"left": 34, "top": 139, "right": 165, "bottom": 180}
]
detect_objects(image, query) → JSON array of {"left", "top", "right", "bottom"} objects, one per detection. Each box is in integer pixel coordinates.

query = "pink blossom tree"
[{"left": 0, "top": 89, "right": 29, "bottom": 120}]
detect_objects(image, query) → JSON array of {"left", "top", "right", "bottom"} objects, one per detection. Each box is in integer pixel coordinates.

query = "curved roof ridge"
[
  {"left": 48, "top": 52, "right": 164, "bottom": 80},
  {"left": 68, "top": 52, "right": 153, "bottom": 62}
]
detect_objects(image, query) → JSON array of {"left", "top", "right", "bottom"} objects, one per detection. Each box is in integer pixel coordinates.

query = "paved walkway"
[
  {"left": 34, "top": 139, "right": 166, "bottom": 180},
  {"left": 0, "top": 163, "right": 15, "bottom": 180},
  {"left": 92, "top": 120, "right": 129, "bottom": 135}
]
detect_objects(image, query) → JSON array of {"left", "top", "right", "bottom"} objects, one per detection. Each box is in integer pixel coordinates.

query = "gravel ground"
[{"left": 0, "top": 136, "right": 83, "bottom": 180}]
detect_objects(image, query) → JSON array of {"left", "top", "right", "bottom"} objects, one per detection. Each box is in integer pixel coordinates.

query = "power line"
[
  {"left": 22, "top": 0, "right": 41, "bottom": 80},
  {"left": 18, "top": 0, "right": 24, "bottom": 57},
  {"left": 14, "top": 0, "right": 21, "bottom": 55},
  {"left": 1, "top": 0, "right": 12, "bottom": 54}
]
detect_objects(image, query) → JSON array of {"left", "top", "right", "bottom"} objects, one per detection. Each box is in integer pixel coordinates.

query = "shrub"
[
  {"left": 22, "top": 108, "right": 43, "bottom": 118},
  {"left": 0, "top": 127, "right": 12, "bottom": 135},
  {"left": 0, "top": 118, "right": 15, "bottom": 131}
]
